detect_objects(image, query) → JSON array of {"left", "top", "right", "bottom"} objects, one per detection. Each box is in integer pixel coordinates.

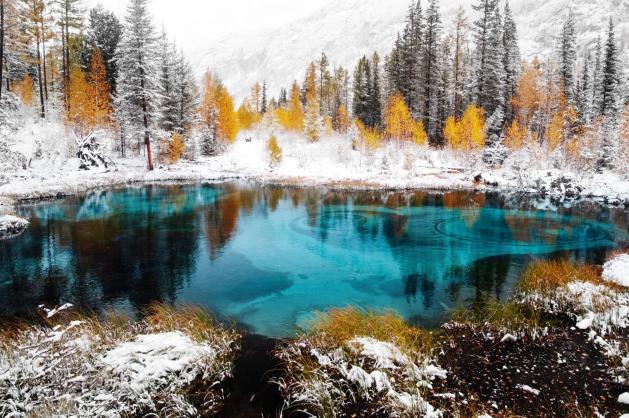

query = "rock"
[{"left": 0, "top": 215, "right": 29, "bottom": 240}]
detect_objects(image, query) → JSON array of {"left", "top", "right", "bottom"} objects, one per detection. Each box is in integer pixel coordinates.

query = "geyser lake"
[{"left": 1, "top": 182, "right": 627, "bottom": 337}]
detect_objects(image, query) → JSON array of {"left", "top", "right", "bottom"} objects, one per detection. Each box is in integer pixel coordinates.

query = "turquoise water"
[{"left": 0, "top": 183, "right": 627, "bottom": 337}]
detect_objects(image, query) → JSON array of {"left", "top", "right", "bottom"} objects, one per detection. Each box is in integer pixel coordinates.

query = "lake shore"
[{"left": 2, "top": 152, "right": 629, "bottom": 216}]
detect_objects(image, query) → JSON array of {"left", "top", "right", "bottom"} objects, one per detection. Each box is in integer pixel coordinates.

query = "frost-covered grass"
[
  {"left": 0, "top": 304, "right": 240, "bottom": 417},
  {"left": 274, "top": 308, "right": 444, "bottom": 417}
]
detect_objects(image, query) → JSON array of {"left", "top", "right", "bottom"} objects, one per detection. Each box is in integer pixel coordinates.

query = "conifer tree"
[
  {"left": 157, "top": 28, "right": 178, "bottom": 132},
  {"left": 451, "top": 6, "right": 469, "bottom": 118},
  {"left": 401, "top": 0, "right": 422, "bottom": 115},
  {"left": 502, "top": 0, "right": 520, "bottom": 121},
  {"left": 420, "top": 0, "right": 441, "bottom": 139},
  {"left": 88, "top": 5, "right": 121, "bottom": 92},
  {"left": 55, "top": 0, "right": 82, "bottom": 107},
  {"left": 114, "top": 0, "right": 160, "bottom": 169},
  {"left": 472, "top": 0, "right": 504, "bottom": 118},
  {"left": 558, "top": 9, "right": 577, "bottom": 107},
  {"left": 598, "top": 18, "right": 621, "bottom": 169},
  {"left": 19, "top": 0, "right": 47, "bottom": 118},
  {"left": 369, "top": 52, "right": 382, "bottom": 127},
  {"left": 261, "top": 80, "right": 267, "bottom": 114}
]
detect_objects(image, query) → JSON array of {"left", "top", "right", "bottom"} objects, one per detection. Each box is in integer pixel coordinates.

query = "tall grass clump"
[{"left": 518, "top": 259, "right": 602, "bottom": 295}]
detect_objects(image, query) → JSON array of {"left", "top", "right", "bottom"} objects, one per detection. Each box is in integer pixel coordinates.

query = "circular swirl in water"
[{"left": 434, "top": 211, "right": 612, "bottom": 247}]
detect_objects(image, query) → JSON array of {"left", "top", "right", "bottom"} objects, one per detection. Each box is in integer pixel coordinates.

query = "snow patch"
[
  {"left": 603, "top": 255, "right": 629, "bottom": 288},
  {"left": 0, "top": 215, "right": 29, "bottom": 239}
]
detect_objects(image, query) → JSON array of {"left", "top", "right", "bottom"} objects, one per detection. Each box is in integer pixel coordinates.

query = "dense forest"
[{"left": 1, "top": 0, "right": 628, "bottom": 178}]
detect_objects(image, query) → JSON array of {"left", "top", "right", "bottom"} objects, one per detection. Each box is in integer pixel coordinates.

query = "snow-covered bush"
[
  {"left": 76, "top": 131, "right": 115, "bottom": 171},
  {"left": 0, "top": 304, "right": 240, "bottom": 417}
]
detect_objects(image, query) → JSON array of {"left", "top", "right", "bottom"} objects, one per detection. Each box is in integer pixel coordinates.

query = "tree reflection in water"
[{"left": 0, "top": 183, "right": 625, "bottom": 336}]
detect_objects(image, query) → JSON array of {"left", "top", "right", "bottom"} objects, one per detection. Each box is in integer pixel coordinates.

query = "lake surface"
[{"left": 1, "top": 182, "right": 627, "bottom": 337}]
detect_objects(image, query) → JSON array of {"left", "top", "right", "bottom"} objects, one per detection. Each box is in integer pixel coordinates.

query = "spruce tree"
[
  {"left": 157, "top": 28, "right": 177, "bottom": 132},
  {"left": 88, "top": 5, "right": 122, "bottom": 92},
  {"left": 261, "top": 80, "right": 267, "bottom": 114},
  {"left": 114, "top": 0, "right": 160, "bottom": 168},
  {"left": 472, "top": 0, "right": 505, "bottom": 118},
  {"left": 502, "top": 0, "right": 520, "bottom": 122},
  {"left": 598, "top": 18, "right": 621, "bottom": 169},
  {"left": 369, "top": 52, "right": 382, "bottom": 127},
  {"left": 420, "top": 0, "right": 441, "bottom": 139},
  {"left": 558, "top": 9, "right": 577, "bottom": 107}
]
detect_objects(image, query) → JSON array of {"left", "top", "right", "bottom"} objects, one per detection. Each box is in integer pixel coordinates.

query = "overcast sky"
[{"left": 86, "top": 0, "right": 330, "bottom": 52}]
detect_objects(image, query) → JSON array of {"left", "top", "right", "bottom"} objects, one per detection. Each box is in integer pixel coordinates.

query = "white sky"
[{"left": 86, "top": 0, "right": 330, "bottom": 52}]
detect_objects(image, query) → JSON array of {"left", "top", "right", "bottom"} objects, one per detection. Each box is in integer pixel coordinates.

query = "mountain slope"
[{"left": 192, "top": 0, "right": 629, "bottom": 102}]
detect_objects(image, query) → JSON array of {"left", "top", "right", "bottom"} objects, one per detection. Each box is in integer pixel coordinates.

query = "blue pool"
[{"left": 1, "top": 183, "right": 627, "bottom": 337}]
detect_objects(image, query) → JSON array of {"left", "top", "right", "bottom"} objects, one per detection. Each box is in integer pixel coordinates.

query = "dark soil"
[
  {"left": 432, "top": 323, "right": 629, "bottom": 417},
  {"left": 218, "top": 333, "right": 287, "bottom": 418}
]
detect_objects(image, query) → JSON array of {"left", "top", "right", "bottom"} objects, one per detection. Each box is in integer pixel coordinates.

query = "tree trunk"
[
  {"left": 35, "top": 30, "right": 45, "bottom": 118},
  {"left": 40, "top": 16, "right": 48, "bottom": 101},
  {"left": 142, "top": 97, "right": 153, "bottom": 171},
  {"left": 61, "top": 7, "right": 67, "bottom": 108},
  {"left": 0, "top": 0, "right": 4, "bottom": 100}
]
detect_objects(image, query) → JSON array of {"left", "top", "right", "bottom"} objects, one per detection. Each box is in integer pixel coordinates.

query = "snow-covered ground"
[
  {"left": 0, "top": 305, "right": 239, "bottom": 417},
  {"left": 2, "top": 127, "right": 629, "bottom": 216}
]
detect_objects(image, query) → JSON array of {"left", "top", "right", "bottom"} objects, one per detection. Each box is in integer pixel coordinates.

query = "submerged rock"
[{"left": 0, "top": 215, "right": 29, "bottom": 239}]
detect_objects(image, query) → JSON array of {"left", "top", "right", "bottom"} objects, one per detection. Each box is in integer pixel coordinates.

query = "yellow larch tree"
[
  {"left": 304, "top": 63, "right": 322, "bottom": 142},
  {"left": 215, "top": 84, "right": 239, "bottom": 142},
  {"left": 504, "top": 119, "right": 529, "bottom": 150},
  {"left": 383, "top": 94, "right": 415, "bottom": 142},
  {"left": 334, "top": 104, "right": 350, "bottom": 134},
  {"left": 445, "top": 104, "right": 486, "bottom": 151},
  {"left": 66, "top": 65, "right": 93, "bottom": 136},
  {"left": 15, "top": 75, "right": 35, "bottom": 106},
  {"left": 87, "top": 48, "right": 112, "bottom": 128},
  {"left": 237, "top": 101, "right": 260, "bottom": 130},
  {"left": 277, "top": 81, "right": 304, "bottom": 132},
  {"left": 198, "top": 72, "right": 239, "bottom": 143}
]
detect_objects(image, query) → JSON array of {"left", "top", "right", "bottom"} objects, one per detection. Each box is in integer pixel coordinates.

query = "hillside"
[{"left": 192, "top": 0, "right": 629, "bottom": 102}]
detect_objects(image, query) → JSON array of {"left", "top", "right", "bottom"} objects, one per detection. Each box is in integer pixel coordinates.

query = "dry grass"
[
  {"left": 0, "top": 304, "right": 241, "bottom": 418},
  {"left": 452, "top": 295, "right": 547, "bottom": 336},
  {"left": 307, "top": 307, "right": 434, "bottom": 357},
  {"left": 518, "top": 259, "right": 602, "bottom": 295}
]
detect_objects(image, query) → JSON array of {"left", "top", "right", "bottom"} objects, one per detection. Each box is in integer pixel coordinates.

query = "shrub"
[{"left": 267, "top": 135, "right": 283, "bottom": 168}]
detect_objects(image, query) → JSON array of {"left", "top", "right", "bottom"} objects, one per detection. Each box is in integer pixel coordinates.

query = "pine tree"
[
  {"left": 598, "top": 18, "right": 621, "bottom": 169},
  {"left": 472, "top": 0, "right": 504, "bottom": 118},
  {"left": 352, "top": 55, "right": 369, "bottom": 126},
  {"left": 401, "top": 0, "right": 423, "bottom": 115},
  {"left": 558, "top": 9, "right": 577, "bottom": 107},
  {"left": 88, "top": 5, "right": 122, "bottom": 92},
  {"left": 114, "top": 0, "right": 160, "bottom": 168},
  {"left": 591, "top": 36, "right": 604, "bottom": 117},
  {"left": 502, "top": 0, "right": 520, "bottom": 122},
  {"left": 157, "top": 28, "right": 178, "bottom": 132},
  {"left": 420, "top": 0, "right": 441, "bottom": 139},
  {"left": 261, "top": 80, "right": 267, "bottom": 114},
  {"left": 369, "top": 52, "right": 382, "bottom": 127},
  {"left": 451, "top": 6, "right": 469, "bottom": 118}
]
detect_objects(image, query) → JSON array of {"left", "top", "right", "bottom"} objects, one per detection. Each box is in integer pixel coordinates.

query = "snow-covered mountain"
[{"left": 192, "top": 0, "right": 629, "bottom": 102}]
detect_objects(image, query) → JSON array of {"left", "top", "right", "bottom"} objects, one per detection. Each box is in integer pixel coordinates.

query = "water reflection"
[{"left": 0, "top": 183, "right": 627, "bottom": 337}]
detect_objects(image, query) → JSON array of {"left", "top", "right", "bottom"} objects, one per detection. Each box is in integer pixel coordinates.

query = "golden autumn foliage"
[
  {"left": 168, "top": 132, "right": 185, "bottom": 163},
  {"left": 87, "top": 49, "right": 112, "bottom": 128},
  {"left": 66, "top": 50, "right": 112, "bottom": 135},
  {"left": 66, "top": 66, "right": 92, "bottom": 134},
  {"left": 444, "top": 105, "right": 486, "bottom": 151},
  {"left": 14, "top": 75, "right": 35, "bottom": 107},
  {"left": 334, "top": 104, "right": 351, "bottom": 134},
  {"left": 199, "top": 72, "right": 239, "bottom": 143},
  {"left": 237, "top": 102, "right": 261, "bottom": 130},
  {"left": 384, "top": 94, "right": 415, "bottom": 142},
  {"left": 267, "top": 135, "right": 282, "bottom": 168},
  {"left": 277, "top": 82, "right": 304, "bottom": 132},
  {"left": 545, "top": 111, "right": 564, "bottom": 151},
  {"left": 354, "top": 118, "right": 383, "bottom": 150},
  {"left": 512, "top": 59, "right": 543, "bottom": 126},
  {"left": 324, "top": 116, "right": 333, "bottom": 136},
  {"left": 505, "top": 120, "right": 529, "bottom": 150}
]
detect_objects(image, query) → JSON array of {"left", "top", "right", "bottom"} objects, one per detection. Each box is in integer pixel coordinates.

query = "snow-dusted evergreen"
[{"left": 114, "top": 0, "right": 160, "bottom": 166}]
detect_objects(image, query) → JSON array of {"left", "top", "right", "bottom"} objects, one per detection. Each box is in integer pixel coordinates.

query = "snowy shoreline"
[{"left": 2, "top": 154, "right": 629, "bottom": 215}]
